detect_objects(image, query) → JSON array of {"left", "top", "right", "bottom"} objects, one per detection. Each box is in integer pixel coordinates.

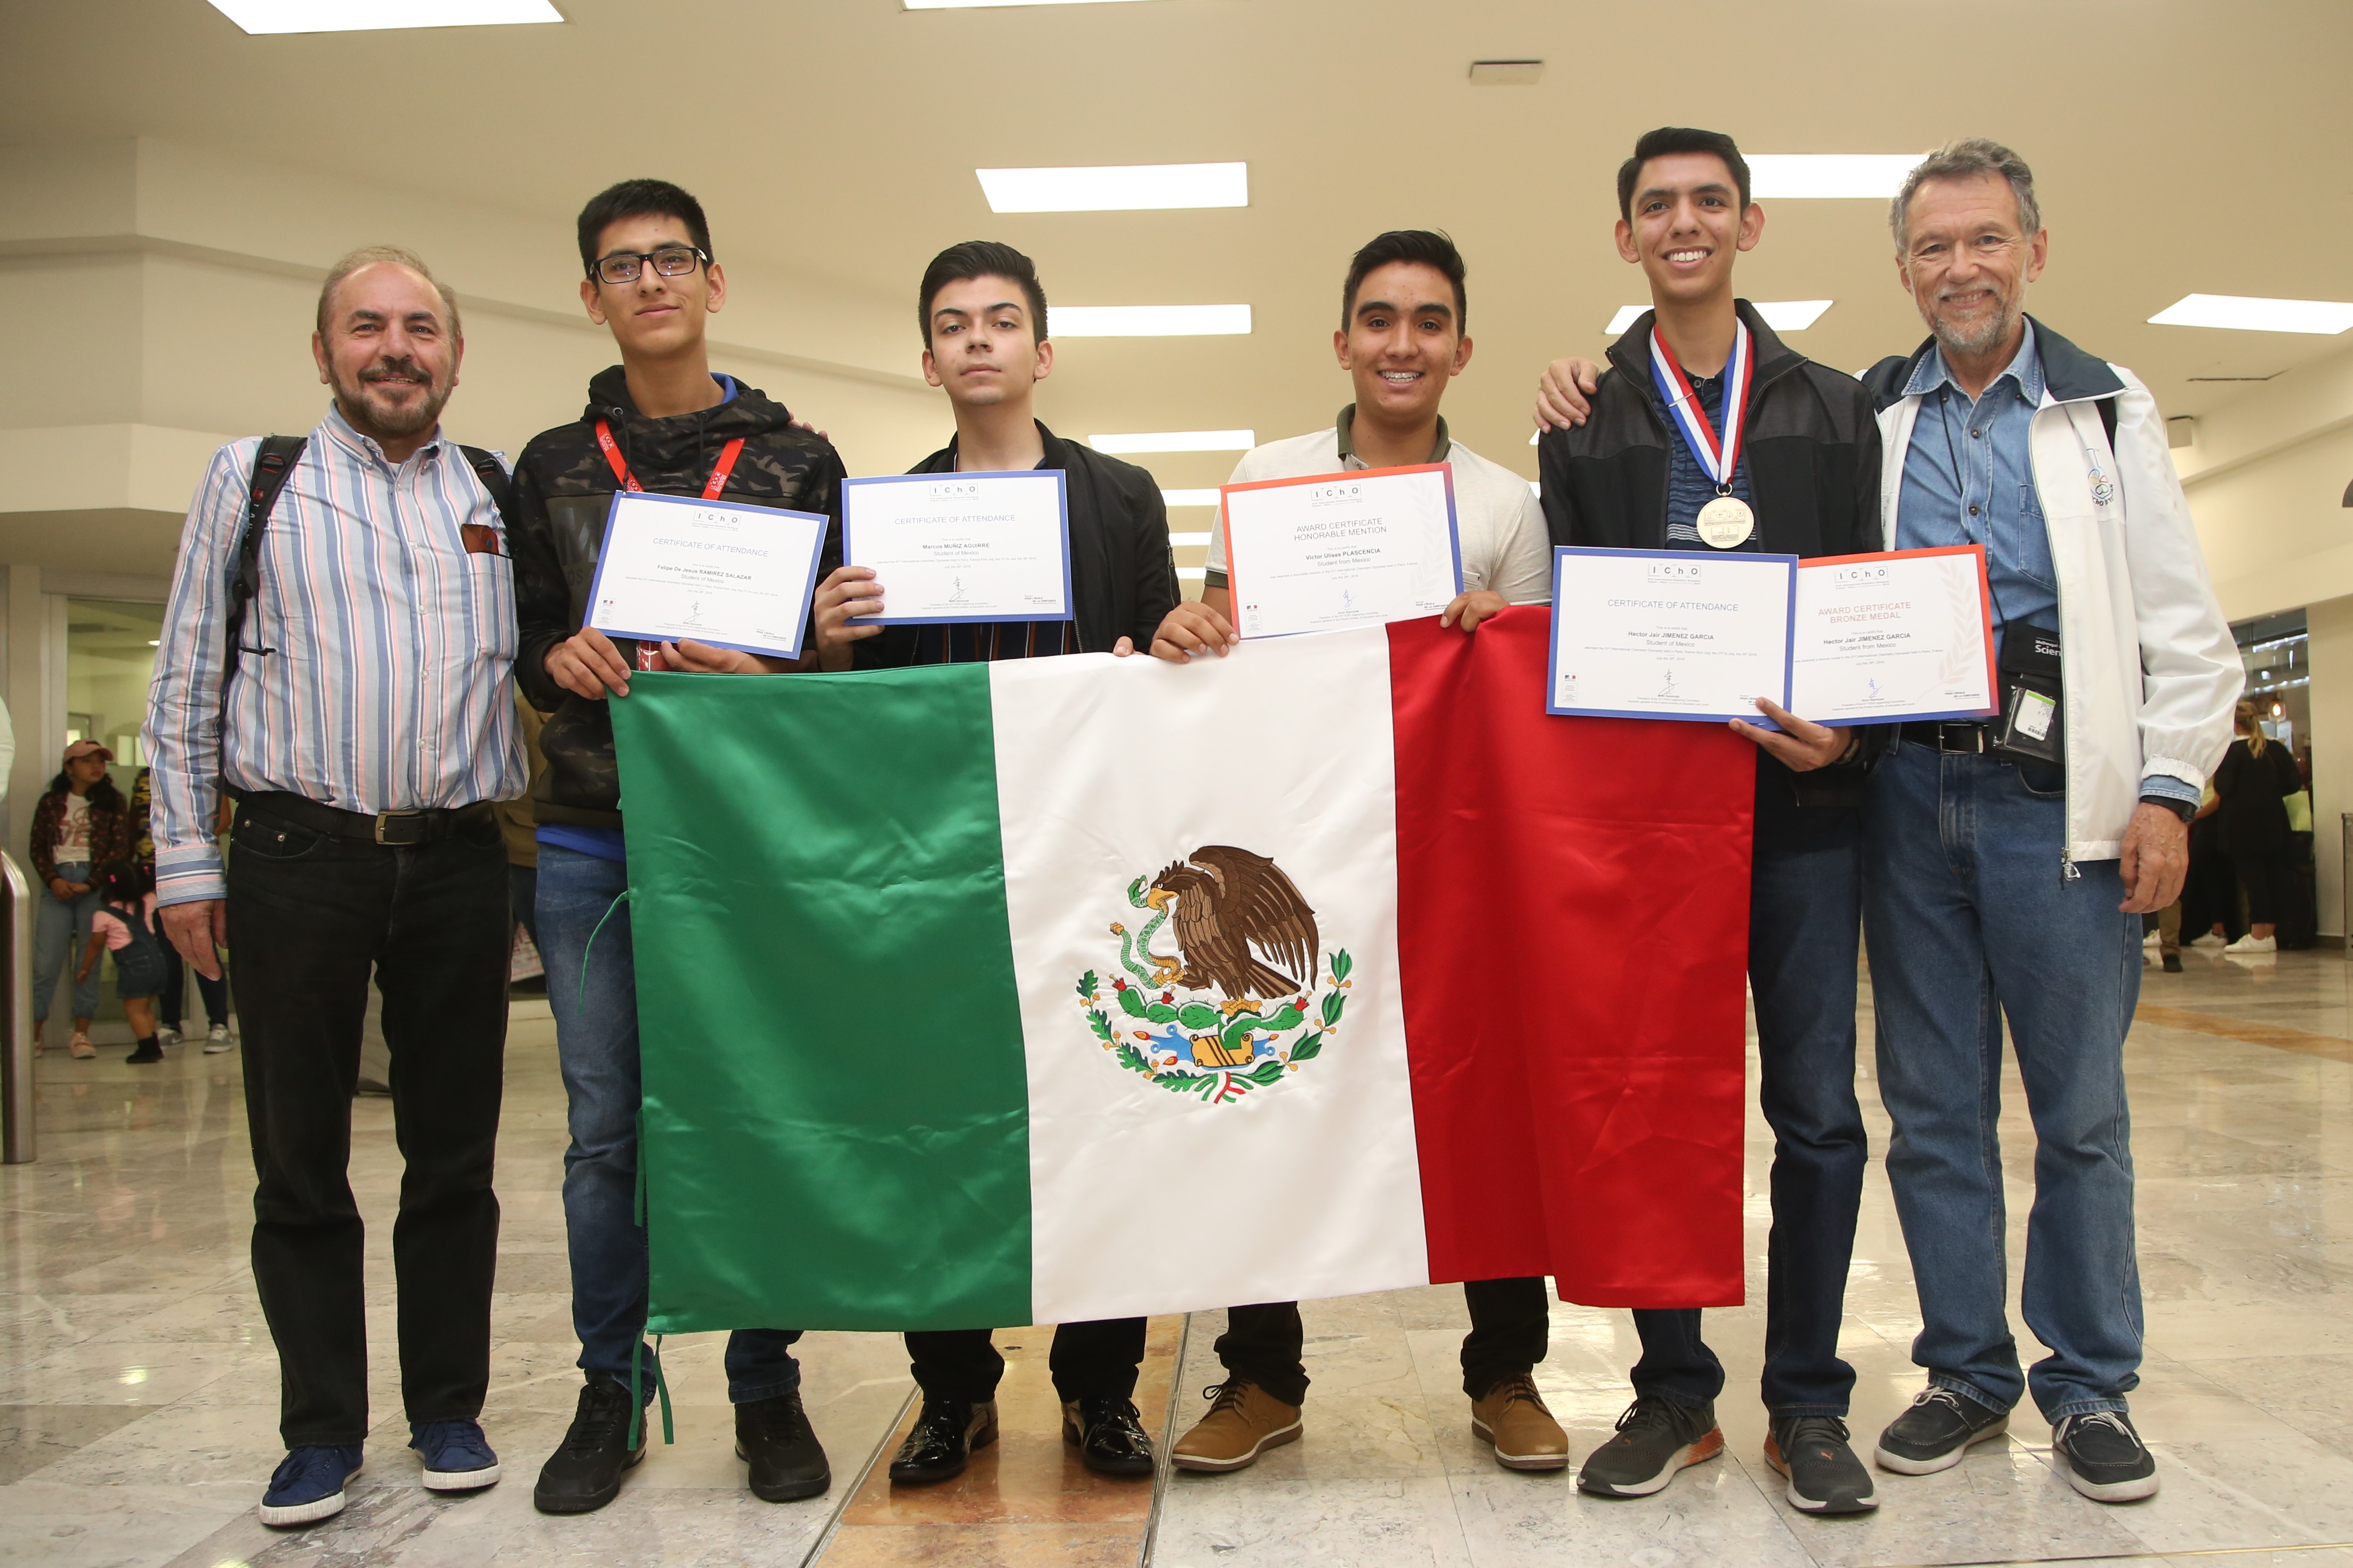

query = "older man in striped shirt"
[{"left": 146, "top": 246, "right": 525, "bottom": 1528}]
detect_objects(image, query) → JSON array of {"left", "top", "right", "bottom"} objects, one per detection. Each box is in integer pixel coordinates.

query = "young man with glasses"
[
  {"left": 1143, "top": 230, "right": 1565, "bottom": 1480},
  {"left": 811, "top": 240, "right": 1178, "bottom": 1486},
  {"left": 509, "top": 178, "right": 848, "bottom": 1515},
  {"left": 1526, "top": 126, "right": 1887, "bottom": 1514}
]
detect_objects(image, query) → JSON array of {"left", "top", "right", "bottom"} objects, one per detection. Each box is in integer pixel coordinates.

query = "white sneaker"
[
  {"left": 204, "top": 1023, "right": 235, "bottom": 1054},
  {"left": 157, "top": 1026, "right": 182, "bottom": 1047},
  {"left": 2142, "top": 928, "right": 2161, "bottom": 948},
  {"left": 2222, "top": 934, "right": 2277, "bottom": 954},
  {"left": 69, "top": 1032, "right": 96, "bottom": 1060},
  {"left": 2190, "top": 932, "right": 2228, "bottom": 949}
]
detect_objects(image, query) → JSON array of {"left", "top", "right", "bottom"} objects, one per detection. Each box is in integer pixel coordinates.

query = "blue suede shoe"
[
  {"left": 257, "top": 1444, "right": 364, "bottom": 1526},
  {"left": 411, "top": 1418, "right": 502, "bottom": 1492}
]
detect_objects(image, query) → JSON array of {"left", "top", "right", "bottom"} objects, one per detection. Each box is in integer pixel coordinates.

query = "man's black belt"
[
  {"left": 234, "top": 789, "right": 494, "bottom": 846},
  {"left": 1900, "top": 721, "right": 1995, "bottom": 754}
]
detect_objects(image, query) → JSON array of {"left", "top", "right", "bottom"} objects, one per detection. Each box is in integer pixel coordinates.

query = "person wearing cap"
[
  {"left": 30, "top": 739, "right": 131, "bottom": 1059},
  {"left": 145, "top": 244, "right": 523, "bottom": 1527}
]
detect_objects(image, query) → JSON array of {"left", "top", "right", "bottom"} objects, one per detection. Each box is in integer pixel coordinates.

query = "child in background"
[{"left": 78, "top": 861, "right": 168, "bottom": 1064}]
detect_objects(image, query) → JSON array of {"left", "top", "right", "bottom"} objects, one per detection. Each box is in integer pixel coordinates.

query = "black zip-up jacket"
[
  {"left": 511, "top": 365, "right": 846, "bottom": 828},
  {"left": 1536, "top": 301, "right": 1885, "bottom": 807},
  {"left": 853, "top": 420, "right": 1178, "bottom": 666}
]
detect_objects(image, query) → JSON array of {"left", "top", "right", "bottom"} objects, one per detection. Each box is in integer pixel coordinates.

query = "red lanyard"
[
  {"left": 595, "top": 420, "right": 745, "bottom": 501},
  {"left": 598, "top": 421, "right": 747, "bottom": 666}
]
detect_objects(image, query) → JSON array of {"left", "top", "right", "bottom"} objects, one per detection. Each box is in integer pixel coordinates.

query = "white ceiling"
[{"left": 9, "top": 0, "right": 2349, "bottom": 489}]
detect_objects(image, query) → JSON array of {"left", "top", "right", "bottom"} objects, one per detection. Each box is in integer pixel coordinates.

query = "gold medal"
[{"left": 1696, "top": 494, "right": 1755, "bottom": 549}]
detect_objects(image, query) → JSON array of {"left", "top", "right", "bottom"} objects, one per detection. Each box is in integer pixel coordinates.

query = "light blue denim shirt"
[
  {"left": 1894, "top": 319, "right": 2054, "bottom": 642},
  {"left": 1893, "top": 321, "right": 2196, "bottom": 807}
]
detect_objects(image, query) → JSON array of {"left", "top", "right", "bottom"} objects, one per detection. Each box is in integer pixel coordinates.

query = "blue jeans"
[
  {"left": 1863, "top": 742, "right": 2143, "bottom": 1422},
  {"left": 1633, "top": 766, "right": 1868, "bottom": 1416},
  {"left": 33, "top": 861, "right": 99, "bottom": 1024},
  {"left": 538, "top": 844, "right": 803, "bottom": 1404}
]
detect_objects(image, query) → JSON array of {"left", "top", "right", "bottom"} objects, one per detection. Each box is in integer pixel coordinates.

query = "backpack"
[{"left": 221, "top": 435, "right": 518, "bottom": 708}]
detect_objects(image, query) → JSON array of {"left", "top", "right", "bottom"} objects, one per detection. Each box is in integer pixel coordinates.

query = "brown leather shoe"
[
  {"left": 1169, "top": 1379, "right": 1302, "bottom": 1472},
  {"left": 1472, "top": 1377, "right": 1570, "bottom": 1471}
]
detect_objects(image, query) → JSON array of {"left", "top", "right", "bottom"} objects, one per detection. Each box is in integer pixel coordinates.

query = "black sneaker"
[
  {"left": 1874, "top": 1385, "right": 2009, "bottom": 1474},
  {"left": 736, "top": 1391, "right": 830, "bottom": 1502},
  {"left": 886, "top": 1397, "right": 997, "bottom": 1485},
  {"left": 2052, "top": 1411, "right": 2158, "bottom": 1502},
  {"left": 534, "top": 1375, "right": 646, "bottom": 1514},
  {"left": 1765, "top": 1415, "right": 1878, "bottom": 1514},
  {"left": 1062, "top": 1396, "right": 1155, "bottom": 1477},
  {"left": 1575, "top": 1396, "right": 1724, "bottom": 1497},
  {"left": 126, "top": 1040, "right": 163, "bottom": 1064},
  {"left": 2162, "top": 954, "right": 2183, "bottom": 973}
]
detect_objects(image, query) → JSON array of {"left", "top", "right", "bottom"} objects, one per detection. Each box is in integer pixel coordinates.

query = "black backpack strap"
[
  {"left": 222, "top": 435, "right": 306, "bottom": 705},
  {"left": 457, "top": 445, "right": 520, "bottom": 535}
]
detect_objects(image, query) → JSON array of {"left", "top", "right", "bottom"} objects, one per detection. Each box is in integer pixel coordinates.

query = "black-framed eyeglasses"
[{"left": 590, "top": 245, "right": 710, "bottom": 285}]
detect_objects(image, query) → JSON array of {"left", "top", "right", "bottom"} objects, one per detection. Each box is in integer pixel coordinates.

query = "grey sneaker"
[
  {"left": 2052, "top": 1411, "right": 2157, "bottom": 1502},
  {"left": 1874, "top": 1386, "right": 2009, "bottom": 1474},
  {"left": 1766, "top": 1415, "right": 1878, "bottom": 1513},
  {"left": 205, "top": 1023, "right": 236, "bottom": 1053},
  {"left": 1576, "top": 1396, "right": 1723, "bottom": 1497}
]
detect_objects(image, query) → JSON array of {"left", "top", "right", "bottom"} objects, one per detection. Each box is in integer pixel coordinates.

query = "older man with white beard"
[
  {"left": 147, "top": 246, "right": 525, "bottom": 1527},
  {"left": 1851, "top": 140, "right": 2239, "bottom": 1504}
]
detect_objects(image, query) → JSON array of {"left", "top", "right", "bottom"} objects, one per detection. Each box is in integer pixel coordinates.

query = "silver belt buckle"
[{"left": 375, "top": 809, "right": 425, "bottom": 845}]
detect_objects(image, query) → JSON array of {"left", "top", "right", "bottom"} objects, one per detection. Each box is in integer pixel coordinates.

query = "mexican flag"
[{"left": 610, "top": 610, "right": 1753, "bottom": 1333}]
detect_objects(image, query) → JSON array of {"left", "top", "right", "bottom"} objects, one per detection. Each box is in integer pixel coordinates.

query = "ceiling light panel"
[
  {"left": 2149, "top": 294, "right": 2353, "bottom": 334},
  {"left": 1053, "top": 305, "right": 1251, "bottom": 337},
  {"left": 1606, "top": 305, "right": 1646, "bottom": 333},
  {"left": 1747, "top": 154, "right": 1923, "bottom": 199},
  {"left": 1603, "top": 301, "right": 1833, "bottom": 332},
  {"left": 1161, "top": 489, "right": 1220, "bottom": 508},
  {"left": 907, "top": 0, "right": 1152, "bottom": 7},
  {"left": 1091, "top": 430, "right": 1255, "bottom": 453},
  {"left": 208, "top": 0, "right": 560, "bottom": 31},
  {"left": 978, "top": 163, "right": 1248, "bottom": 213}
]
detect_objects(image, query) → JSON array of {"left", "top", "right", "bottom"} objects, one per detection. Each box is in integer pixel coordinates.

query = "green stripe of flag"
[{"left": 612, "top": 668, "right": 1033, "bottom": 1332}]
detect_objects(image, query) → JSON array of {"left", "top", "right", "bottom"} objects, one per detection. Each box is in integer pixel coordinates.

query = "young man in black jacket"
[
  {"left": 811, "top": 241, "right": 1178, "bottom": 1483},
  {"left": 1532, "top": 127, "right": 1886, "bottom": 1514},
  {"left": 510, "top": 178, "right": 846, "bottom": 1515}
]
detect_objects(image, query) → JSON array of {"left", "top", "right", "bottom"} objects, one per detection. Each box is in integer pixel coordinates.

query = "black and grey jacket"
[
  {"left": 511, "top": 366, "right": 846, "bottom": 828},
  {"left": 853, "top": 420, "right": 1179, "bottom": 666},
  {"left": 1536, "top": 301, "right": 1886, "bottom": 807}
]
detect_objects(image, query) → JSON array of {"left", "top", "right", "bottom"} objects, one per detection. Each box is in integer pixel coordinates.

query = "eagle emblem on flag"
[{"left": 1077, "top": 845, "right": 1353, "bottom": 1104}]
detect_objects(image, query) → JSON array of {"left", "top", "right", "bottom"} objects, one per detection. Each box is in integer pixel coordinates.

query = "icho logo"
[
  {"left": 1831, "top": 564, "right": 1893, "bottom": 590},
  {"left": 1648, "top": 561, "right": 1704, "bottom": 585},
  {"left": 929, "top": 481, "right": 983, "bottom": 500},
  {"left": 1308, "top": 483, "right": 1363, "bottom": 507}
]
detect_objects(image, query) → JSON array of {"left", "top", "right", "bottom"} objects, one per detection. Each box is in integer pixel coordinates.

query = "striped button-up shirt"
[{"left": 147, "top": 404, "right": 526, "bottom": 906}]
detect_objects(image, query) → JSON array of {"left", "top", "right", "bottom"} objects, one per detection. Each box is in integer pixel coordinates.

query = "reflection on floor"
[{"left": 6, "top": 945, "right": 2353, "bottom": 1566}]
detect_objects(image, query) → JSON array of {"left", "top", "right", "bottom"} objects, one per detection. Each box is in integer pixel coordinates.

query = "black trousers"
[
  {"left": 1217, "top": 1277, "right": 1549, "bottom": 1407},
  {"left": 227, "top": 802, "right": 510, "bottom": 1446},
  {"left": 1632, "top": 776, "right": 1867, "bottom": 1416},
  {"left": 905, "top": 1318, "right": 1147, "bottom": 1404}
]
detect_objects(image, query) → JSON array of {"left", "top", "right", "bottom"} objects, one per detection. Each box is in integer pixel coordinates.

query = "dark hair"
[
  {"left": 917, "top": 241, "right": 1047, "bottom": 345},
  {"left": 98, "top": 860, "right": 149, "bottom": 905},
  {"left": 576, "top": 179, "right": 714, "bottom": 275},
  {"left": 46, "top": 770, "right": 124, "bottom": 813},
  {"left": 1341, "top": 230, "right": 1467, "bottom": 331},
  {"left": 1617, "top": 127, "right": 1752, "bottom": 223}
]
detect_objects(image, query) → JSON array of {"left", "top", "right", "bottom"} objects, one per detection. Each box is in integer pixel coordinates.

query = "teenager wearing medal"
[
  {"left": 1530, "top": 126, "right": 1887, "bottom": 1514},
  {"left": 809, "top": 241, "right": 1178, "bottom": 1486},
  {"left": 509, "top": 177, "right": 848, "bottom": 1515},
  {"left": 1139, "top": 230, "right": 1566, "bottom": 1480}
]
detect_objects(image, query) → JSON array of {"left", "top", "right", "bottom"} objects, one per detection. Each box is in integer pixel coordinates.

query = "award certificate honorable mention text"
[
  {"left": 842, "top": 470, "right": 1073, "bottom": 625},
  {"left": 1222, "top": 462, "right": 1463, "bottom": 639}
]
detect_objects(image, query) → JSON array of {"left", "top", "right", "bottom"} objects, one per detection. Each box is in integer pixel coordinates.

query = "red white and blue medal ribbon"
[{"left": 1650, "top": 322, "right": 1757, "bottom": 547}]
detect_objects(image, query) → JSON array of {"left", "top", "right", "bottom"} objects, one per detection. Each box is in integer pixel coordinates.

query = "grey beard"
[
  {"left": 1932, "top": 300, "right": 2019, "bottom": 360},
  {"left": 333, "top": 372, "right": 451, "bottom": 443}
]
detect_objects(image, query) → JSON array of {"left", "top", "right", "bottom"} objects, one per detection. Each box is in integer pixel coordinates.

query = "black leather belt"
[
  {"left": 235, "top": 789, "right": 494, "bottom": 846},
  {"left": 1900, "top": 721, "right": 1995, "bottom": 754}
]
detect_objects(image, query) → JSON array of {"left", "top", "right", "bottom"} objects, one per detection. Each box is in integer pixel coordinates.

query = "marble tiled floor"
[{"left": 7, "top": 948, "right": 2353, "bottom": 1567}]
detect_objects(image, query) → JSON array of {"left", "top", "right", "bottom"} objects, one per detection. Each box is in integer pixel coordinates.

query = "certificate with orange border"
[
  {"left": 1221, "top": 462, "right": 1462, "bottom": 639},
  {"left": 1789, "top": 545, "right": 1998, "bottom": 726}
]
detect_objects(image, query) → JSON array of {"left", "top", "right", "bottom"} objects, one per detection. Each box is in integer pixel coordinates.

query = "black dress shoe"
[
  {"left": 736, "top": 1390, "right": 830, "bottom": 1502},
  {"left": 1062, "top": 1397, "right": 1155, "bottom": 1476},
  {"left": 534, "top": 1375, "right": 645, "bottom": 1514},
  {"left": 887, "top": 1397, "right": 997, "bottom": 1485}
]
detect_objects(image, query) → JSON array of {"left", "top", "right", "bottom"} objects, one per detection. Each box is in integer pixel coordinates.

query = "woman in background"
[
  {"left": 30, "top": 740, "right": 129, "bottom": 1058},
  {"left": 2210, "top": 701, "right": 2304, "bottom": 955}
]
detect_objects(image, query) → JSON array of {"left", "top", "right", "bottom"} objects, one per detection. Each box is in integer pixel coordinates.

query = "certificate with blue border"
[
  {"left": 1546, "top": 547, "right": 1798, "bottom": 724},
  {"left": 841, "top": 470, "right": 1073, "bottom": 626},
  {"left": 586, "top": 490, "right": 829, "bottom": 660},
  {"left": 1223, "top": 462, "right": 1463, "bottom": 640}
]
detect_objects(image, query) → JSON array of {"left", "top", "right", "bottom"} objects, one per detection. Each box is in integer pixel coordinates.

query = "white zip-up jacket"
[{"left": 1863, "top": 317, "right": 2241, "bottom": 863}]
